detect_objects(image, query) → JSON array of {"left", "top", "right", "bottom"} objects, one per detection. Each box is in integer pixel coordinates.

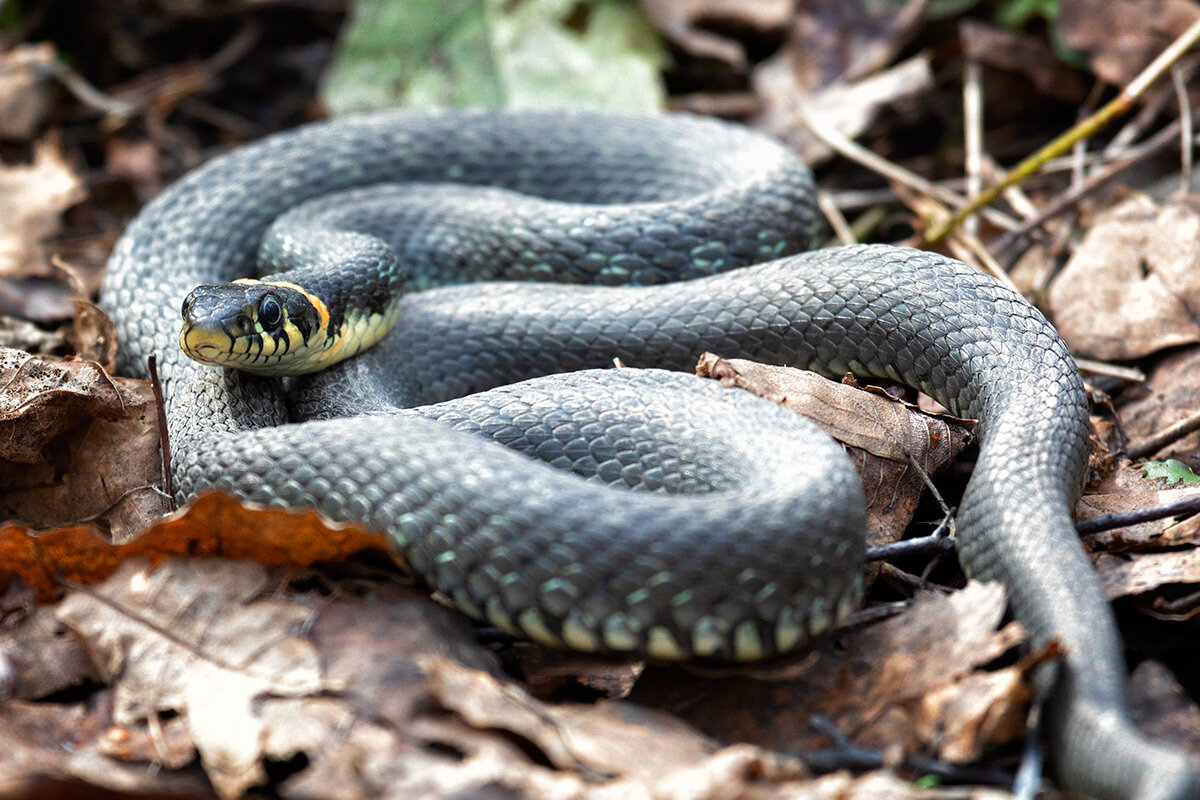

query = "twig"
[
  {"left": 1073, "top": 357, "right": 1145, "bottom": 383},
  {"left": 1173, "top": 62, "right": 1195, "bottom": 194},
  {"left": 1125, "top": 408, "right": 1200, "bottom": 461},
  {"left": 802, "top": 111, "right": 1022, "bottom": 232},
  {"left": 927, "top": 16, "right": 1200, "bottom": 243},
  {"left": 995, "top": 116, "right": 1195, "bottom": 258},
  {"left": 818, "top": 190, "right": 857, "bottom": 245},
  {"left": 1076, "top": 493, "right": 1200, "bottom": 536},
  {"left": 865, "top": 520, "right": 956, "bottom": 561},
  {"left": 800, "top": 715, "right": 1016, "bottom": 786},
  {"left": 963, "top": 53, "right": 984, "bottom": 237},
  {"left": 147, "top": 355, "right": 175, "bottom": 507},
  {"left": 1012, "top": 690, "right": 1045, "bottom": 800}
]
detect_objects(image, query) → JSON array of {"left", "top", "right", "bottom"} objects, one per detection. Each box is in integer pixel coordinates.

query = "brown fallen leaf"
[
  {"left": 697, "top": 354, "right": 972, "bottom": 545},
  {"left": 751, "top": 0, "right": 932, "bottom": 162},
  {"left": 0, "top": 43, "right": 54, "bottom": 141},
  {"left": 0, "top": 696, "right": 210, "bottom": 798},
  {"left": 638, "top": 0, "right": 792, "bottom": 68},
  {"left": 1093, "top": 548, "right": 1200, "bottom": 599},
  {"left": 1048, "top": 194, "right": 1200, "bottom": 360},
  {"left": 1118, "top": 346, "right": 1200, "bottom": 464},
  {"left": 0, "top": 347, "right": 165, "bottom": 541},
  {"left": 0, "top": 140, "right": 83, "bottom": 279},
  {"left": 1059, "top": 0, "right": 1200, "bottom": 86},
  {"left": 1079, "top": 465, "right": 1200, "bottom": 551},
  {"left": 1128, "top": 660, "right": 1200, "bottom": 759},
  {"left": 0, "top": 491, "right": 387, "bottom": 601},
  {"left": 630, "top": 581, "right": 1028, "bottom": 764},
  {"left": 958, "top": 20, "right": 1085, "bottom": 103},
  {"left": 56, "top": 558, "right": 326, "bottom": 798}
]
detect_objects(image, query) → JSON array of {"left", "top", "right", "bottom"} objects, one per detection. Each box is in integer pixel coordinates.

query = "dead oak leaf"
[
  {"left": 56, "top": 558, "right": 324, "bottom": 799},
  {"left": 1048, "top": 194, "right": 1200, "bottom": 360}
]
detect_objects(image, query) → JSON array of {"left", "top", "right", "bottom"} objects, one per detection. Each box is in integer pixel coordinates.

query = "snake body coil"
[{"left": 100, "top": 110, "right": 1198, "bottom": 800}]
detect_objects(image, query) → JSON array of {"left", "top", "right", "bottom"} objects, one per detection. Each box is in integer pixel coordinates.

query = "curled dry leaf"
[
  {"left": 0, "top": 347, "right": 166, "bottom": 541},
  {"left": 0, "top": 491, "right": 388, "bottom": 601},
  {"left": 630, "top": 581, "right": 1028, "bottom": 765},
  {"left": 1048, "top": 195, "right": 1200, "bottom": 361},
  {"left": 0, "top": 696, "right": 211, "bottom": 797},
  {"left": 1059, "top": 0, "right": 1200, "bottom": 86},
  {"left": 697, "top": 354, "right": 972, "bottom": 545}
]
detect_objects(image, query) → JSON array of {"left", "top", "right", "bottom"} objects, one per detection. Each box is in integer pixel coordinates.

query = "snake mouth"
[{"left": 180, "top": 323, "right": 231, "bottom": 366}]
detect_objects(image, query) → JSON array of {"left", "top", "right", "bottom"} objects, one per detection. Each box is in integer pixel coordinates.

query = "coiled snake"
[{"left": 99, "top": 110, "right": 1198, "bottom": 800}]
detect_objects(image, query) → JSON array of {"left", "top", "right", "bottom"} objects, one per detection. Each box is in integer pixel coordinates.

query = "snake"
[{"left": 98, "top": 109, "right": 1198, "bottom": 800}]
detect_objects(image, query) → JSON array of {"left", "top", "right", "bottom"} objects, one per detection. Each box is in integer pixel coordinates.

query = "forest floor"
[{"left": 3, "top": 1, "right": 1200, "bottom": 799}]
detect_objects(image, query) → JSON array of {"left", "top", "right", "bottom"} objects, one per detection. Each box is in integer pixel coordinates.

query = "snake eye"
[
  {"left": 180, "top": 295, "right": 192, "bottom": 319},
  {"left": 258, "top": 293, "right": 282, "bottom": 330}
]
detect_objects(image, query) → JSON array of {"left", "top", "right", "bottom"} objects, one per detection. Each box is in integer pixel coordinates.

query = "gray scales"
[{"left": 99, "top": 110, "right": 1198, "bottom": 800}]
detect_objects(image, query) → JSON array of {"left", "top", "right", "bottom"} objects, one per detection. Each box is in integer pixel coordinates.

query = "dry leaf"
[
  {"left": 1079, "top": 465, "right": 1200, "bottom": 551},
  {"left": 0, "top": 44, "right": 54, "bottom": 141},
  {"left": 1093, "top": 548, "right": 1200, "bottom": 598},
  {"left": 1048, "top": 195, "right": 1200, "bottom": 360},
  {"left": 56, "top": 559, "right": 325, "bottom": 798},
  {"left": 0, "top": 141, "right": 84, "bottom": 277},
  {"left": 1119, "top": 346, "right": 1200, "bottom": 464},
  {"left": 1127, "top": 660, "right": 1200, "bottom": 759},
  {"left": 697, "top": 354, "right": 972, "bottom": 545},
  {"left": 1059, "top": 0, "right": 1200, "bottom": 86},
  {"left": 958, "top": 20, "right": 1084, "bottom": 103},
  {"left": 0, "top": 347, "right": 165, "bottom": 540},
  {"left": 638, "top": 0, "right": 792, "bottom": 67},
  {"left": 0, "top": 491, "right": 388, "bottom": 601},
  {"left": 631, "top": 582, "right": 1027, "bottom": 763}
]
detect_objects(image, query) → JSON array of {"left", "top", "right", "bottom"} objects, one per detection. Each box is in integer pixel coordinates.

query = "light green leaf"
[
  {"left": 321, "top": 0, "right": 665, "bottom": 115},
  {"left": 1141, "top": 460, "right": 1200, "bottom": 485}
]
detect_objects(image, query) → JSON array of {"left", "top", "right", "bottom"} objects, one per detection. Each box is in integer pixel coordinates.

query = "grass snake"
[{"left": 98, "top": 110, "right": 1198, "bottom": 800}]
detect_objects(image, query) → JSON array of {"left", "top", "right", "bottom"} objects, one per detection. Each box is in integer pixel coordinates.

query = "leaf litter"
[{"left": 4, "top": 0, "right": 1200, "bottom": 797}]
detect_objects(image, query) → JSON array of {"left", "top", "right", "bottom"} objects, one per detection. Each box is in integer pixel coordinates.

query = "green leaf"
[
  {"left": 995, "top": 0, "right": 1060, "bottom": 27},
  {"left": 1141, "top": 460, "right": 1200, "bottom": 485},
  {"left": 321, "top": 0, "right": 666, "bottom": 115}
]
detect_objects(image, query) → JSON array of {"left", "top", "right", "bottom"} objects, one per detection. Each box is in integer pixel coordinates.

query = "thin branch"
[
  {"left": 995, "top": 116, "right": 1195, "bottom": 258},
  {"left": 801, "top": 111, "right": 1021, "bottom": 232},
  {"left": 1173, "top": 62, "right": 1195, "bottom": 194},
  {"left": 963, "top": 54, "right": 984, "bottom": 237},
  {"left": 800, "top": 715, "right": 1017, "bottom": 787},
  {"left": 1076, "top": 493, "right": 1200, "bottom": 536},
  {"left": 147, "top": 355, "right": 175, "bottom": 507},
  {"left": 1126, "top": 408, "right": 1200, "bottom": 461},
  {"left": 818, "top": 189, "right": 857, "bottom": 245},
  {"left": 927, "top": 16, "right": 1200, "bottom": 243}
]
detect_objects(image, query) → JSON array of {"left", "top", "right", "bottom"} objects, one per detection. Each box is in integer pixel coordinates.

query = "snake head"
[{"left": 179, "top": 279, "right": 328, "bottom": 375}]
